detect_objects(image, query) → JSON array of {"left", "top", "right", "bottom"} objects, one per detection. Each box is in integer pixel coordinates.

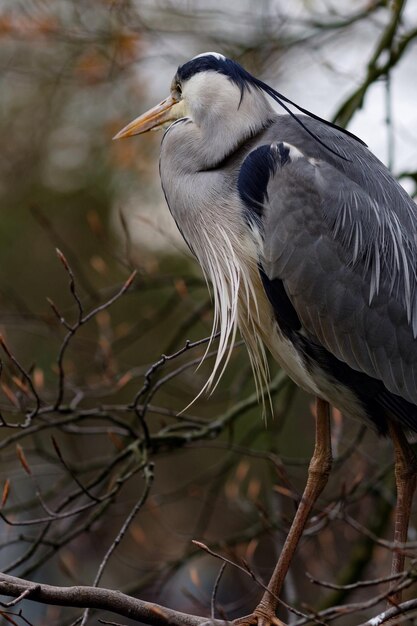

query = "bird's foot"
[{"left": 232, "top": 607, "right": 286, "bottom": 626}]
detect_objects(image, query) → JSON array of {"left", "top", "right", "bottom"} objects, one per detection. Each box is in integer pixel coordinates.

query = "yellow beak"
[{"left": 113, "top": 95, "right": 184, "bottom": 139}]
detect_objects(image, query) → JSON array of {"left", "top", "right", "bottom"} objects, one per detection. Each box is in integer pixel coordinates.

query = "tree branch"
[
  {"left": 0, "top": 573, "right": 222, "bottom": 626},
  {"left": 332, "top": 1, "right": 417, "bottom": 127}
]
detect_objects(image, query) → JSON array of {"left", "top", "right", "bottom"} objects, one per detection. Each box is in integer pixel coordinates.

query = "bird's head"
[
  {"left": 114, "top": 52, "right": 365, "bottom": 162},
  {"left": 113, "top": 52, "right": 273, "bottom": 141}
]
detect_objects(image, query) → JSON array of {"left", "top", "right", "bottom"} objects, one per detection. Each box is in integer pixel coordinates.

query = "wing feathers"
[{"left": 241, "top": 135, "right": 417, "bottom": 407}]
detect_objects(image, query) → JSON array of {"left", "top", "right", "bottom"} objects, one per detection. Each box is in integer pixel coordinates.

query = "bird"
[{"left": 114, "top": 52, "right": 417, "bottom": 625}]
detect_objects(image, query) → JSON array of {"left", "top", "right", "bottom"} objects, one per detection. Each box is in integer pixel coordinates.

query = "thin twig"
[
  {"left": 192, "top": 541, "right": 327, "bottom": 625},
  {"left": 211, "top": 562, "right": 226, "bottom": 620},
  {"left": 356, "top": 599, "right": 417, "bottom": 626},
  {"left": 79, "top": 463, "right": 154, "bottom": 626},
  {"left": 53, "top": 268, "right": 136, "bottom": 409},
  {"left": 0, "top": 336, "right": 42, "bottom": 424}
]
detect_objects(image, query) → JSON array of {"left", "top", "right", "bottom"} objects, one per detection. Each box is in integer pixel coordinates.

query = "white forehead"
[
  {"left": 181, "top": 70, "right": 240, "bottom": 118},
  {"left": 192, "top": 51, "right": 226, "bottom": 61},
  {"left": 182, "top": 70, "right": 236, "bottom": 99}
]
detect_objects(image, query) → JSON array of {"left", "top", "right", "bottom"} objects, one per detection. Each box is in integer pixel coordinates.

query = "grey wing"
[{"left": 250, "top": 142, "right": 417, "bottom": 406}]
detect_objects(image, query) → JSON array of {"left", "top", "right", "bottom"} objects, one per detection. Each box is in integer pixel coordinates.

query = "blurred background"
[{"left": 0, "top": 1, "right": 417, "bottom": 624}]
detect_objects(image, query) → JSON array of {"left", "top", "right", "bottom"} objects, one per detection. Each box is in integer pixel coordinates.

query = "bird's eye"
[{"left": 176, "top": 83, "right": 182, "bottom": 95}]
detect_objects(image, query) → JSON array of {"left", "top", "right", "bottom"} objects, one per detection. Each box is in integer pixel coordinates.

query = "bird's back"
[{"left": 241, "top": 115, "right": 417, "bottom": 433}]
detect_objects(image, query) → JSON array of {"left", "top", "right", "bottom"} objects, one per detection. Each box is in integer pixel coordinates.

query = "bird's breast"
[
  {"left": 239, "top": 264, "right": 368, "bottom": 423},
  {"left": 237, "top": 261, "right": 320, "bottom": 395}
]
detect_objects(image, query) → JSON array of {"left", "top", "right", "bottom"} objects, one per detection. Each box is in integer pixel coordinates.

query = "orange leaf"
[
  {"left": 0, "top": 611, "right": 19, "bottom": 625},
  {"left": 36, "top": 17, "right": 59, "bottom": 36},
  {"left": 33, "top": 367, "right": 44, "bottom": 391},
  {"left": 96, "top": 309, "right": 111, "bottom": 328},
  {"left": 174, "top": 278, "right": 188, "bottom": 298},
  {"left": 245, "top": 538, "right": 259, "bottom": 563},
  {"left": 247, "top": 477, "right": 261, "bottom": 501},
  {"left": 16, "top": 444, "right": 31, "bottom": 475},
  {"left": 189, "top": 566, "right": 200, "bottom": 588},
  {"left": 90, "top": 255, "right": 107, "bottom": 275},
  {"left": 116, "top": 371, "right": 132, "bottom": 389},
  {"left": 75, "top": 49, "right": 108, "bottom": 84},
  {"left": 114, "top": 32, "right": 140, "bottom": 64},
  {"left": 0, "top": 17, "right": 13, "bottom": 36},
  {"left": 273, "top": 484, "right": 295, "bottom": 500},
  {"left": 1, "top": 479, "right": 10, "bottom": 508},
  {"left": 107, "top": 431, "right": 124, "bottom": 451},
  {"left": 0, "top": 334, "right": 12, "bottom": 357},
  {"left": 11, "top": 376, "right": 29, "bottom": 395},
  {"left": 1, "top": 383, "right": 19, "bottom": 407},
  {"left": 129, "top": 523, "right": 146, "bottom": 545},
  {"left": 235, "top": 460, "right": 250, "bottom": 482},
  {"left": 86, "top": 209, "right": 105, "bottom": 238}
]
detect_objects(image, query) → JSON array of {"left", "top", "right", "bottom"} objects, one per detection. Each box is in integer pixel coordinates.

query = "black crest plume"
[{"left": 177, "top": 55, "right": 367, "bottom": 161}]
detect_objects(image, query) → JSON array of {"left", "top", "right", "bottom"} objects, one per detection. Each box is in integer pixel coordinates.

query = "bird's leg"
[
  {"left": 387, "top": 420, "right": 417, "bottom": 606},
  {"left": 234, "top": 398, "right": 332, "bottom": 626}
]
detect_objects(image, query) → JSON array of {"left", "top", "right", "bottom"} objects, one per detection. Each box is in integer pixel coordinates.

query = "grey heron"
[{"left": 115, "top": 52, "right": 417, "bottom": 625}]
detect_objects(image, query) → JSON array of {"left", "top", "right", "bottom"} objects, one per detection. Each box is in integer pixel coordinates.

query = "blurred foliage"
[{"left": 0, "top": 1, "right": 416, "bottom": 625}]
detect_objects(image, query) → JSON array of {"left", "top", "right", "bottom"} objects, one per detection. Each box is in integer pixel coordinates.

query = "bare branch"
[
  {"left": 192, "top": 541, "right": 325, "bottom": 625},
  {"left": 0, "top": 573, "right": 222, "bottom": 626},
  {"left": 333, "top": 2, "right": 417, "bottom": 127},
  {"left": 56, "top": 248, "right": 84, "bottom": 323},
  {"left": 210, "top": 562, "right": 227, "bottom": 621},
  {"left": 51, "top": 436, "right": 101, "bottom": 503},
  {"left": 79, "top": 463, "right": 154, "bottom": 626},
  {"left": 356, "top": 599, "right": 417, "bottom": 625},
  {"left": 53, "top": 267, "right": 137, "bottom": 409},
  {"left": 0, "top": 336, "right": 42, "bottom": 424}
]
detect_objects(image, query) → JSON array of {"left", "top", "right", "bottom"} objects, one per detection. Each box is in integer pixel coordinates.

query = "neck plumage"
[{"left": 159, "top": 110, "right": 273, "bottom": 408}]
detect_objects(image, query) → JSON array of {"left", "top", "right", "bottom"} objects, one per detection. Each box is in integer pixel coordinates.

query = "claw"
[{"left": 232, "top": 611, "right": 286, "bottom": 626}]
